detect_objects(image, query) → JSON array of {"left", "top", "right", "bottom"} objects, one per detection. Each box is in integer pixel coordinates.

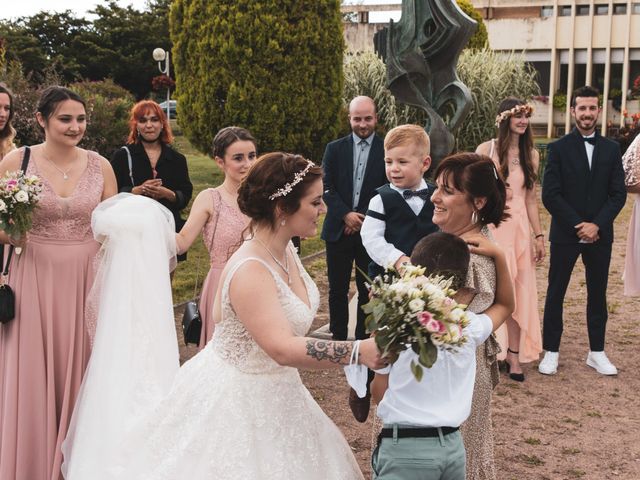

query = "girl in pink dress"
[
  {"left": 176, "top": 127, "right": 256, "bottom": 347},
  {"left": 476, "top": 97, "right": 544, "bottom": 381},
  {"left": 0, "top": 86, "right": 117, "bottom": 479},
  {"left": 622, "top": 133, "right": 640, "bottom": 295}
]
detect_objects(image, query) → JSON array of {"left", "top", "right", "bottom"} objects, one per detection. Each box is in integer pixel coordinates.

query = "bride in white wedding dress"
[{"left": 63, "top": 153, "right": 383, "bottom": 480}]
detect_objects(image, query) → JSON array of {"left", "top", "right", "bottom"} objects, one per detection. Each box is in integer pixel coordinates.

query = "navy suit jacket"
[
  {"left": 541, "top": 128, "right": 626, "bottom": 244},
  {"left": 321, "top": 134, "right": 387, "bottom": 243}
]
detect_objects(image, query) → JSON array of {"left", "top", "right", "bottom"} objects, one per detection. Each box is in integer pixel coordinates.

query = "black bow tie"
[
  {"left": 583, "top": 136, "right": 597, "bottom": 146},
  {"left": 403, "top": 188, "right": 430, "bottom": 200}
]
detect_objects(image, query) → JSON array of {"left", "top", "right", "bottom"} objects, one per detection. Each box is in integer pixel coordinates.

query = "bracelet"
[{"left": 534, "top": 233, "right": 544, "bottom": 239}]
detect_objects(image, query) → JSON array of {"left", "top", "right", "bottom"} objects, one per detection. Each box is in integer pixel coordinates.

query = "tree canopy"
[
  {"left": 170, "top": 0, "right": 344, "bottom": 162},
  {"left": 0, "top": 0, "right": 171, "bottom": 99}
]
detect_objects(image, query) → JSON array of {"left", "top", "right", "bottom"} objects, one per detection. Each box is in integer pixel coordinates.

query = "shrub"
[
  {"left": 170, "top": 0, "right": 344, "bottom": 163},
  {"left": 70, "top": 79, "right": 135, "bottom": 157},
  {"left": 456, "top": 0, "right": 488, "bottom": 50},
  {"left": 456, "top": 49, "right": 540, "bottom": 151}
]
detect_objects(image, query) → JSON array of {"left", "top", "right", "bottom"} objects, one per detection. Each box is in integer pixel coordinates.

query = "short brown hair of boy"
[
  {"left": 410, "top": 232, "right": 470, "bottom": 290},
  {"left": 384, "top": 124, "right": 430, "bottom": 156}
]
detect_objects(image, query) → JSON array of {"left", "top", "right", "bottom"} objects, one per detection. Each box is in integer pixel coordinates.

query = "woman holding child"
[
  {"left": 430, "top": 153, "right": 509, "bottom": 480},
  {"left": 477, "top": 97, "right": 544, "bottom": 381}
]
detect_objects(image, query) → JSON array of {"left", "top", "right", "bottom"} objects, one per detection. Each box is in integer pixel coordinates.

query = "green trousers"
[{"left": 371, "top": 427, "right": 465, "bottom": 480}]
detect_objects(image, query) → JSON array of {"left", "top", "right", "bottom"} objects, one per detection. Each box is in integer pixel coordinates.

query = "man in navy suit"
[
  {"left": 321, "top": 96, "right": 387, "bottom": 342},
  {"left": 540, "top": 85, "right": 626, "bottom": 376}
]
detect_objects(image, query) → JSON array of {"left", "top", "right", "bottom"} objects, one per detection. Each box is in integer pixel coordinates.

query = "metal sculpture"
[{"left": 374, "top": 1, "right": 477, "bottom": 168}]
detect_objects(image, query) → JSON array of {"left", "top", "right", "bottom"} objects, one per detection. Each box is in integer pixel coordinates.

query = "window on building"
[
  {"left": 529, "top": 61, "right": 551, "bottom": 94},
  {"left": 595, "top": 4, "right": 609, "bottom": 15},
  {"left": 576, "top": 5, "right": 590, "bottom": 15},
  {"left": 541, "top": 6, "right": 554, "bottom": 17},
  {"left": 559, "top": 5, "right": 572, "bottom": 16},
  {"left": 634, "top": 3, "right": 640, "bottom": 14},
  {"left": 614, "top": 3, "right": 627, "bottom": 14}
]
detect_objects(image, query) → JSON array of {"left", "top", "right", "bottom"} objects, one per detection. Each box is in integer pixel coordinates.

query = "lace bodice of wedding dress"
[{"left": 210, "top": 246, "right": 320, "bottom": 374}]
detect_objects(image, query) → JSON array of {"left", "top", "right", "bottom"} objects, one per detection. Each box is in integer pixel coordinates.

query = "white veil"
[{"left": 62, "top": 193, "right": 180, "bottom": 479}]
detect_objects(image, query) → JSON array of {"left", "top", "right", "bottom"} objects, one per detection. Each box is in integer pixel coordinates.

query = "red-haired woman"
[{"left": 111, "top": 100, "right": 193, "bottom": 261}]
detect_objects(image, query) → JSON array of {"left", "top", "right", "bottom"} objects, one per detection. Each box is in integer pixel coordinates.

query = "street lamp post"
[{"left": 152, "top": 47, "right": 171, "bottom": 120}]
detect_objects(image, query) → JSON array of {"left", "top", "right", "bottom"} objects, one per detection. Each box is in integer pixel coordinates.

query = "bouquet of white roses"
[
  {"left": 362, "top": 264, "right": 471, "bottom": 381},
  {"left": 0, "top": 170, "right": 43, "bottom": 252}
]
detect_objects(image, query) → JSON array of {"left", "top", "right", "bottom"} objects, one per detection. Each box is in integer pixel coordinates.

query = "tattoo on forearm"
[{"left": 305, "top": 340, "right": 351, "bottom": 364}]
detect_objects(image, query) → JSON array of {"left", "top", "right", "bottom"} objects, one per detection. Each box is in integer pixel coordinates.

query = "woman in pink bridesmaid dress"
[
  {"left": 476, "top": 97, "right": 545, "bottom": 381},
  {"left": 0, "top": 86, "right": 117, "bottom": 480},
  {"left": 622, "top": 133, "right": 640, "bottom": 295},
  {"left": 176, "top": 127, "right": 256, "bottom": 347}
]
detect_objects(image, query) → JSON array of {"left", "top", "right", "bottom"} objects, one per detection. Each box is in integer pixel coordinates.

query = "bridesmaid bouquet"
[
  {"left": 0, "top": 170, "right": 43, "bottom": 253},
  {"left": 362, "top": 265, "right": 471, "bottom": 381}
]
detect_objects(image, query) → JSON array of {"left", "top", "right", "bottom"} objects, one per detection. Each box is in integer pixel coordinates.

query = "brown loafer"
[{"left": 348, "top": 387, "right": 371, "bottom": 423}]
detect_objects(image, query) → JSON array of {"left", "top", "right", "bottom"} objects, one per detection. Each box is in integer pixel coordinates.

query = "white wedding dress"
[
  {"left": 62, "top": 194, "right": 364, "bottom": 479},
  {"left": 62, "top": 194, "right": 180, "bottom": 479}
]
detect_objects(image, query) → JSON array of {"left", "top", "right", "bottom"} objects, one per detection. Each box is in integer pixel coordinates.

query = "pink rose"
[
  {"left": 419, "top": 312, "right": 446, "bottom": 334},
  {"left": 418, "top": 311, "right": 433, "bottom": 327}
]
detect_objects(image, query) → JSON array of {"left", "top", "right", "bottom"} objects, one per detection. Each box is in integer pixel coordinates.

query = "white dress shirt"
[
  {"left": 376, "top": 312, "right": 493, "bottom": 427},
  {"left": 361, "top": 180, "right": 429, "bottom": 269},
  {"left": 583, "top": 133, "right": 595, "bottom": 169}
]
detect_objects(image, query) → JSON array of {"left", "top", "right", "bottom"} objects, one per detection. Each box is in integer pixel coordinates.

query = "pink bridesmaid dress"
[
  {"left": 488, "top": 141, "right": 543, "bottom": 363},
  {"left": 198, "top": 188, "right": 249, "bottom": 348},
  {"left": 623, "top": 134, "right": 640, "bottom": 296},
  {"left": 0, "top": 148, "right": 104, "bottom": 480}
]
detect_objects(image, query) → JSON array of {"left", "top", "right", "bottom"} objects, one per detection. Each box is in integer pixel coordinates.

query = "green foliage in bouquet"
[
  {"left": 170, "top": 0, "right": 344, "bottom": 163},
  {"left": 362, "top": 265, "right": 471, "bottom": 381}
]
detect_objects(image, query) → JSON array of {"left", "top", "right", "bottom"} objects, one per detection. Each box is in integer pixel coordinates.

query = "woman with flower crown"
[
  {"left": 476, "top": 97, "right": 544, "bottom": 382},
  {"left": 62, "top": 152, "right": 384, "bottom": 480}
]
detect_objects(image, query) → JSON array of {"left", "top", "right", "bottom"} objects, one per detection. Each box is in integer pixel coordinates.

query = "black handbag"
[
  {"left": 0, "top": 147, "right": 29, "bottom": 325},
  {"left": 181, "top": 300, "right": 202, "bottom": 345}
]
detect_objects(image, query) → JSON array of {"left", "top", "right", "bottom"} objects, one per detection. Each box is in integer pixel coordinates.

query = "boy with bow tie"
[{"left": 361, "top": 124, "right": 439, "bottom": 279}]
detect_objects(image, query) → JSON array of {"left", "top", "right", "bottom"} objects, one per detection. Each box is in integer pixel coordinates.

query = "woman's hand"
[
  {"left": 533, "top": 236, "right": 545, "bottom": 264},
  {"left": 358, "top": 338, "right": 386, "bottom": 370},
  {"left": 465, "top": 234, "right": 504, "bottom": 260}
]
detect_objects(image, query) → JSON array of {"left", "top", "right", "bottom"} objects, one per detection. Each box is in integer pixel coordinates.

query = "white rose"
[
  {"left": 0, "top": 200, "right": 6, "bottom": 212},
  {"left": 408, "top": 298, "right": 425, "bottom": 312},
  {"left": 449, "top": 308, "right": 464, "bottom": 322},
  {"left": 15, "top": 190, "right": 29, "bottom": 203}
]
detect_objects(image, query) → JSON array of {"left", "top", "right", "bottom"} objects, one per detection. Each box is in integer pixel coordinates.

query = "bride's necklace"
[
  {"left": 43, "top": 147, "right": 76, "bottom": 180},
  {"left": 254, "top": 237, "right": 290, "bottom": 284}
]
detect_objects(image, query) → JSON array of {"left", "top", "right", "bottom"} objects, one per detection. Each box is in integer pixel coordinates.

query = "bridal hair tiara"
[
  {"left": 268, "top": 160, "right": 316, "bottom": 200},
  {"left": 494, "top": 103, "right": 534, "bottom": 128}
]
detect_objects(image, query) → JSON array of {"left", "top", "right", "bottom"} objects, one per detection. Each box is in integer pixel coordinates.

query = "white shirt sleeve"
[
  {"left": 360, "top": 195, "right": 407, "bottom": 269},
  {"left": 464, "top": 312, "right": 493, "bottom": 346}
]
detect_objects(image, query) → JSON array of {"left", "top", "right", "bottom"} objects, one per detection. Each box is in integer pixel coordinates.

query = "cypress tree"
[{"left": 170, "top": 0, "right": 344, "bottom": 162}]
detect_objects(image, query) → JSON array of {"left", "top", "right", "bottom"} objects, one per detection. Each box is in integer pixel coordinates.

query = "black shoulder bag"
[{"left": 0, "top": 146, "right": 31, "bottom": 324}]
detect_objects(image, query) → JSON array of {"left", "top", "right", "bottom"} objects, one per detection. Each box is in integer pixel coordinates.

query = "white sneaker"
[
  {"left": 538, "top": 351, "right": 559, "bottom": 375},
  {"left": 586, "top": 351, "right": 618, "bottom": 375}
]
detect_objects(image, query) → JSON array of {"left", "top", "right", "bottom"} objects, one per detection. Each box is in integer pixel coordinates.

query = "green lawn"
[{"left": 171, "top": 131, "right": 326, "bottom": 303}]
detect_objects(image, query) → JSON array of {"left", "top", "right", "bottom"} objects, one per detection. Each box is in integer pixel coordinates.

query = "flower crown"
[
  {"left": 268, "top": 160, "right": 316, "bottom": 200},
  {"left": 494, "top": 103, "right": 534, "bottom": 128}
]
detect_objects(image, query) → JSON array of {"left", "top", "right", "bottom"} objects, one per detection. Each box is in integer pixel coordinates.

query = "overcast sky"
[
  {"left": 0, "top": 0, "right": 149, "bottom": 21},
  {"left": 1, "top": 0, "right": 402, "bottom": 22}
]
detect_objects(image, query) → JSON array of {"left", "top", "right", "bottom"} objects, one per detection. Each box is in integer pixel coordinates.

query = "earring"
[
  {"left": 471, "top": 210, "right": 478, "bottom": 225},
  {"left": 280, "top": 219, "right": 286, "bottom": 227}
]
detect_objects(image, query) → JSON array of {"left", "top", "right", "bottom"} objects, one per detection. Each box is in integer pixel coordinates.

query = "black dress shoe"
[{"left": 348, "top": 387, "right": 371, "bottom": 423}]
